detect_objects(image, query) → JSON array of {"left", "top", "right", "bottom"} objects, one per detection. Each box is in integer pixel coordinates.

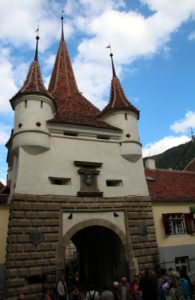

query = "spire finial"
[
  {"left": 34, "top": 25, "right": 40, "bottom": 61},
  {"left": 61, "top": 10, "right": 64, "bottom": 40},
  {"left": 106, "top": 43, "right": 116, "bottom": 77}
]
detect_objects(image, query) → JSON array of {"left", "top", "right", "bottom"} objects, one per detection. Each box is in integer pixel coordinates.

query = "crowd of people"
[{"left": 17, "top": 268, "right": 194, "bottom": 300}]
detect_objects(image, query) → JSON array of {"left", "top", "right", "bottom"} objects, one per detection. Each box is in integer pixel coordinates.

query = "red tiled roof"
[
  {"left": 48, "top": 111, "right": 121, "bottom": 130},
  {"left": 145, "top": 168, "right": 195, "bottom": 202},
  {"left": 11, "top": 61, "right": 53, "bottom": 103},
  {"left": 48, "top": 35, "right": 79, "bottom": 101},
  {"left": 47, "top": 29, "right": 122, "bottom": 131},
  {"left": 101, "top": 76, "right": 139, "bottom": 118}
]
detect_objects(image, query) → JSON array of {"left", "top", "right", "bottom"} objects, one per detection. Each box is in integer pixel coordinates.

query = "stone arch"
[
  {"left": 62, "top": 218, "right": 127, "bottom": 250},
  {"left": 58, "top": 218, "right": 130, "bottom": 288},
  {"left": 56, "top": 218, "right": 129, "bottom": 267}
]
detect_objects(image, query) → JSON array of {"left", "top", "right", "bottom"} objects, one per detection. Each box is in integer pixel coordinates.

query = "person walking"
[
  {"left": 57, "top": 275, "right": 68, "bottom": 300},
  {"left": 118, "top": 277, "right": 130, "bottom": 300},
  {"left": 112, "top": 282, "right": 120, "bottom": 300},
  {"left": 130, "top": 275, "right": 142, "bottom": 300},
  {"left": 179, "top": 270, "right": 190, "bottom": 300},
  {"left": 139, "top": 269, "right": 158, "bottom": 300}
]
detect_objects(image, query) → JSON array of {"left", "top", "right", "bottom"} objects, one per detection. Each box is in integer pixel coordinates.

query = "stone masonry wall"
[{"left": 5, "top": 193, "right": 159, "bottom": 299}]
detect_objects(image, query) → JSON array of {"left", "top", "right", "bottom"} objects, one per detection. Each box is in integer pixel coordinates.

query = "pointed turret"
[
  {"left": 11, "top": 34, "right": 53, "bottom": 105},
  {"left": 48, "top": 17, "right": 119, "bottom": 131},
  {"left": 101, "top": 53, "right": 139, "bottom": 118},
  {"left": 48, "top": 16, "right": 79, "bottom": 100},
  {"left": 9, "top": 32, "right": 56, "bottom": 163},
  {"left": 100, "top": 52, "right": 142, "bottom": 162}
]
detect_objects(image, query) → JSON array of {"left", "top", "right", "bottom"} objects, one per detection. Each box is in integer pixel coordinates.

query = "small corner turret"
[
  {"left": 8, "top": 31, "right": 56, "bottom": 194},
  {"left": 9, "top": 31, "right": 56, "bottom": 156},
  {"left": 100, "top": 50, "right": 142, "bottom": 162}
]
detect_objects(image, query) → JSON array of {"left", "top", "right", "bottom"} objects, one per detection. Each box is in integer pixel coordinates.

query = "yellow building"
[{"left": 145, "top": 159, "right": 195, "bottom": 282}]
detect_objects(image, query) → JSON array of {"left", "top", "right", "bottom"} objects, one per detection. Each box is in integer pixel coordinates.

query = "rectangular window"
[
  {"left": 49, "top": 177, "right": 71, "bottom": 185},
  {"left": 97, "top": 135, "right": 110, "bottom": 140},
  {"left": 106, "top": 180, "right": 123, "bottom": 187},
  {"left": 162, "top": 213, "right": 194, "bottom": 235},
  {"left": 64, "top": 131, "right": 78, "bottom": 137},
  {"left": 175, "top": 256, "right": 190, "bottom": 272}
]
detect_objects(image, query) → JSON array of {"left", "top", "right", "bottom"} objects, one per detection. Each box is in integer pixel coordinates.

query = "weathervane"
[
  {"left": 106, "top": 43, "right": 116, "bottom": 77},
  {"left": 35, "top": 25, "right": 39, "bottom": 36},
  {"left": 61, "top": 9, "right": 64, "bottom": 20}
]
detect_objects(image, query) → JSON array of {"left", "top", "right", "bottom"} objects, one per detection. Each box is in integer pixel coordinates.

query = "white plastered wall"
[{"left": 14, "top": 131, "right": 149, "bottom": 197}]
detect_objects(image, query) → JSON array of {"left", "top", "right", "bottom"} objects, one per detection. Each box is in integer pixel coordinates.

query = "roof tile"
[{"left": 145, "top": 168, "right": 195, "bottom": 201}]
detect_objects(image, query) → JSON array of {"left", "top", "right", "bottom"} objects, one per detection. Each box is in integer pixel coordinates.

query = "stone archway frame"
[{"left": 60, "top": 218, "right": 128, "bottom": 261}]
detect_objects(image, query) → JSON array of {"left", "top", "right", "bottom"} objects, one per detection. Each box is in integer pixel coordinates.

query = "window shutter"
[
  {"left": 162, "top": 214, "right": 170, "bottom": 235},
  {"left": 184, "top": 213, "right": 194, "bottom": 234}
]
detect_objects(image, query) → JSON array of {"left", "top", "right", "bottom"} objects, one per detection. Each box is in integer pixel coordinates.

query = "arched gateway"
[
  {"left": 61, "top": 219, "right": 129, "bottom": 289},
  {"left": 4, "top": 16, "right": 159, "bottom": 299}
]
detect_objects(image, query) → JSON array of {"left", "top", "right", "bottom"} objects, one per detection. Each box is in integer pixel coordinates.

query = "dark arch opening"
[{"left": 66, "top": 225, "right": 129, "bottom": 290}]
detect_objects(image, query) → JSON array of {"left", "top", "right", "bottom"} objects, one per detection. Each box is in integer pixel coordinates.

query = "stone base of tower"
[{"left": 5, "top": 194, "right": 159, "bottom": 299}]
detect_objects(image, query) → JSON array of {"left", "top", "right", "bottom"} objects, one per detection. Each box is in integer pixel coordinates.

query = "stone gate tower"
[{"left": 5, "top": 18, "right": 158, "bottom": 299}]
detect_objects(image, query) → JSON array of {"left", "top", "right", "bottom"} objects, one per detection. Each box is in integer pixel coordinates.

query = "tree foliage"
[{"left": 152, "top": 140, "right": 195, "bottom": 170}]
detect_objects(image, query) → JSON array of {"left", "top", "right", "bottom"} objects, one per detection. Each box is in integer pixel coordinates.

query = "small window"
[
  {"left": 162, "top": 213, "right": 194, "bottom": 235},
  {"left": 49, "top": 177, "right": 71, "bottom": 185},
  {"left": 125, "top": 113, "right": 128, "bottom": 120},
  {"left": 97, "top": 135, "right": 110, "bottom": 140},
  {"left": 175, "top": 256, "right": 190, "bottom": 272},
  {"left": 41, "top": 101, "right": 43, "bottom": 108},
  {"left": 24, "top": 100, "right": 27, "bottom": 108},
  {"left": 106, "top": 180, "right": 123, "bottom": 187},
  {"left": 64, "top": 131, "right": 78, "bottom": 137}
]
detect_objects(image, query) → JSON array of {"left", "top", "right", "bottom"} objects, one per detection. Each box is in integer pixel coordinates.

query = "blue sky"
[{"left": 0, "top": 0, "right": 195, "bottom": 183}]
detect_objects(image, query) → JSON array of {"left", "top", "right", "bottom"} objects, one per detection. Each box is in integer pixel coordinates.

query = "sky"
[{"left": 0, "top": 0, "right": 195, "bottom": 184}]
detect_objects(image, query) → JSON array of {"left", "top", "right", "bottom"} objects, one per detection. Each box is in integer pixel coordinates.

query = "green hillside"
[{"left": 152, "top": 140, "right": 195, "bottom": 170}]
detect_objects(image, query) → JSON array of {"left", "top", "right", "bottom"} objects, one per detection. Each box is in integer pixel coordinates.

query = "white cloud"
[
  {"left": 142, "top": 135, "right": 191, "bottom": 157},
  {"left": 188, "top": 30, "right": 195, "bottom": 40},
  {"left": 0, "top": 0, "right": 65, "bottom": 51},
  {"left": 63, "top": 0, "right": 195, "bottom": 105},
  {"left": 0, "top": 0, "right": 195, "bottom": 111},
  {"left": 170, "top": 111, "right": 195, "bottom": 133},
  {"left": 0, "top": 122, "right": 11, "bottom": 145},
  {"left": 0, "top": 48, "right": 18, "bottom": 113}
]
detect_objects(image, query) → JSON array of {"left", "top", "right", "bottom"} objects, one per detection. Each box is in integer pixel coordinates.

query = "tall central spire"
[
  {"left": 48, "top": 16, "right": 122, "bottom": 130},
  {"left": 48, "top": 15, "right": 80, "bottom": 112}
]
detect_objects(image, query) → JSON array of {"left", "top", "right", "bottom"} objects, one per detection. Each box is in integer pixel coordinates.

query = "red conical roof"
[
  {"left": 11, "top": 36, "right": 53, "bottom": 102},
  {"left": 48, "top": 20, "right": 120, "bottom": 130},
  {"left": 101, "top": 53, "right": 139, "bottom": 118},
  {"left": 18, "top": 60, "right": 52, "bottom": 98}
]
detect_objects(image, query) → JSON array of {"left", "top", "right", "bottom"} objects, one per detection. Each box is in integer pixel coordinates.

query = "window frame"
[{"left": 162, "top": 213, "right": 194, "bottom": 235}]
